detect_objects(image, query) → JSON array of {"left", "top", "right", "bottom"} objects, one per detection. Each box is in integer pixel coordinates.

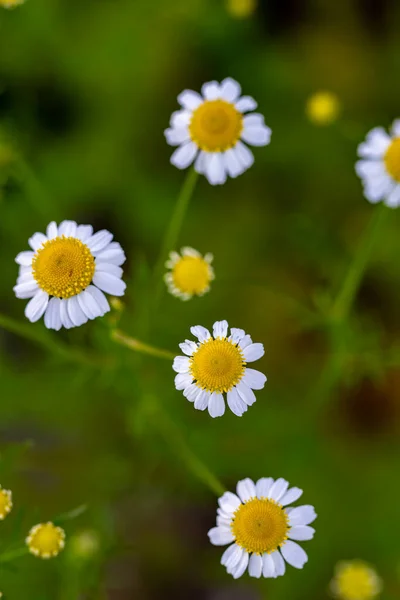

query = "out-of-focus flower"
[
  {"left": 356, "top": 121, "right": 400, "bottom": 207},
  {"left": 330, "top": 560, "right": 382, "bottom": 600},
  {"left": 226, "top": 0, "right": 257, "bottom": 19},
  {"left": 13, "top": 220, "right": 126, "bottom": 330},
  {"left": 165, "top": 77, "right": 271, "bottom": 185},
  {"left": 70, "top": 529, "right": 100, "bottom": 559},
  {"left": 164, "top": 247, "right": 214, "bottom": 300},
  {"left": 306, "top": 91, "right": 340, "bottom": 125},
  {"left": 0, "top": 486, "right": 12, "bottom": 519},
  {"left": 26, "top": 522, "right": 66, "bottom": 559},
  {"left": 0, "top": 0, "right": 26, "bottom": 8},
  {"left": 173, "top": 320, "right": 267, "bottom": 417},
  {"left": 208, "top": 477, "right": 316, "bottom": 578}
]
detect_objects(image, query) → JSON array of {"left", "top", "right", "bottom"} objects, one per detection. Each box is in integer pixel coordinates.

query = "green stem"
[
  {"left": 111, "top": 329, "right": 175, "bottom": 360},
  {"left": 0, "top": 546, "right": 29, "bottom": 563},
  {"left": 153, "top": 168, "right": 199, "bottom": 308},
  {"left": 13, "top": 155, "right": 54, "bottom": 219}
]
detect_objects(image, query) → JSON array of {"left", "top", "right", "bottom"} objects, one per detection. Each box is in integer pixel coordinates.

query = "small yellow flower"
[
  {"left": 0, "top": 486, "right": 12, "bottom": 520},
  {"left": 330, "top": 560, "right": 382, "bottom": 600},
  {"left": 26, "top": 522, "right": 66, "bottom": 559},
  {"left": 306, "top": 91, "right": 340, "bottom": 126},
  {"left": 70, "top": 529, "right": 100, "bottom": 558},
  {"left": 164, "top": 247, "right": 214, "bottom": 301},
  {"left": 0, "top": 0, "right": 26, "bottom": 8},
  {"left": 226, "top": 0, "right": 257, "bottom": 19}
]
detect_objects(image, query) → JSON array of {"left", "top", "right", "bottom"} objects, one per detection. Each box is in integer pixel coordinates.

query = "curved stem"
[
  {"left": 111, "top": 329, "right": 175, "bottom": 360},
  {"left": 0, "top": 546, "right": 29, "bottom": 563}
]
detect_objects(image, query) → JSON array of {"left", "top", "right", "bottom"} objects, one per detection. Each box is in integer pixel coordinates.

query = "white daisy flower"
[
  {"left": 356, "top": 120, "right": 400, "bottom": 207},
  {"left": 13, "top": 220, "right": 126, "bottom": 330},
  {"left": 164, "top": 247, "right": 214, "bottom": 301},
  {"left": 208, "top": 477, "right": 317, "bottom": 579},
  {"left": 165, "top": 77, "right": 271, "bottom": 185},
  {"left": 172, "top": 320, "right": 267, "bottom": 417}
]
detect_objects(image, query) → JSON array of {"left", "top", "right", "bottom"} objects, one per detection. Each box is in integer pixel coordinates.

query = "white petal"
[
  {"left": 221, "top": 544, "right": 243, "bottom": 569},
  {"left": 243, "top": 343, "right": 264, "bottom": 362},
  {"left": 177, "top": 90, "right": 203, "bottom": 111},
  {"left": 357, "top": 127, "right": 391, "bottom": 158},
  {"left": 95, "top": 242, "right": 126, "bottom": 266},
  {"left": 59, "top": 299, "right": 74, "bottom": 329},
  {"left": 207, "top": 526, "right": 234, "bottom": 546},
  {"left": 170, "top": 110, "right": 191, "bottom": 128},
  {"left": 239, "top": 334, "right": 252, "bottom": 349},
  {"left": 242, "top": 124, "right": 271, "bottom": 147},
  {"left": 271, "top": 550, "right": 286, "bottom": 576},
  {"left": 243, "top": 368, "right": 267, "bottom": 390},
  {"left": 243, "top": 114, "right": 265, "bottom": 127},
  {"left": 95, "top": 263, "right": 123, "bottom": 279},
  {"left": 183, "top": 383, "right": 201, "bottom": 402},
  {"left": 171, "top": 141, "right": 198, "bottom": 169},
  {"left": 46, "top": 221, "right": 58, "bottom": 239},
  {"left": 249, "top": 553, "right": 263, "bottom": 578},
  {"left": 213, "top": 320, "right": 229, "bottom": 338},
  {"left": 58, "top": 220, "right": 77, "bottom": 237},
  {"left": 24, "top": 291, "right": 49, "bottom": 322},
  {"left": 190, "top": 325, "right": 211, "bottom": 342},
  {"left": 385, "top": 184, "right": 400, "bottom": 208},
  {"left": 391, "top": 119, "right": 400, "bottom": 137},
  {"left": 28, "top": 232, "right": 47, "bottom": 251},
  {"left": 227, "top": 388, "right": 248, "bottom": 416},
  {"left": 223, "top": 148, "right": 244, "bottom": 178},
  {"left": 164, "top": 127, "right": 190, "bottom": 146},
  {"left": 280, "top": 487, "right": 303, "bottom": 506},
  {"left": 208, "top": 392, "right": 225, "bottom": 418},
  {"left": 76, "top": 224, "right": 93, "bottom": 242},
  {"left": 194, "top": 389, "right": 210, "bottom": 411},
  {"left": 85, "top": 285, "right": 110, "bottom": 315},
  {"left": 203, "top": 153, "right": 227, "bottom": 185},
  {"left": 220, "top": 77, "right": 241, "bottom": 103},
  {"left": 174, "top": 373, "right": 193, "bottom": 390},
  {"left": 172, "top": 356, "right": 190, "bottom": 373},
  {"left": 217, "top": 514, "right": 232, "bottom": 527},
  {"left": 236, "top": 381, "right": 257, "bottom": 406},
  {"left": 13, "top": 280, "right": 39, "bottom": 299},
  {"left": 262, "top": 553, "right": 276, "bottom": 578},
  {"left": 230, "top": 328, "right": 246, "bottom": 343},
  {"left": 17, "top": 272, "right": 35, "bottom": 285},
  {"left": 281, "top": 541, "right": 308, "bottom": 569},
  {"left": 355, "top": 159, "right": 386, "bottom": 179},
  {"left": 87, "top": 230, "right": 113, "bottom": 253},
  {"left": 234, "top": 141, "right": 254, "bottom": 170},
  {"left": 256, "top": 477, "right": 274, "bottom": 499},
  {"left": 269, "top": 478, "right": 289, "bottom": 502},
  {"left": 235, "top": 96, "right": 257, "bottom": 112},
  {"left": 289, "top": 505, "right": 317, "bottom": 526},
  {"left": 289, "top": 526, "right": 315, "bottom": 541},
  {"left": 230, "top": 551, "right": 249, "bottom": 579},
  {"left": 44, "top": 297, "right": 62, "bottom": 331},
  {"left": 201, "top": 80, "right": 221, "bottom": 100},
  {"left": 67, "top": 295, "right": 88, "bottom": 327},
  {"left": 15, "top": 251, "right": 34, "bottom": 266},
  {"left": 92, "top": 271, "right": 126, "bottom": 296},
  {"left": 194, "top": 150, "right": 207, "bottom": 174},
  {"left": 77, "top": 290, "right": 103, "bottom": 320},
  {"left": 218, "top": 491, "right": 241, "bottom": 514},
  {"left": 236, "top": 478, "right": 256, "bottom": 503},
  {"left": 179, "top": 340, "right": 198, "bottom": 356}
]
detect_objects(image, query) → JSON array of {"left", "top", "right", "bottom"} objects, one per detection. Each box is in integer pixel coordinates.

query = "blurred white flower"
[
  {"left": 0, "top": 0, "right": 26, "bottom": 8},
  {"left": 164, "top": 247, "right": 214, "bottom": 300}
]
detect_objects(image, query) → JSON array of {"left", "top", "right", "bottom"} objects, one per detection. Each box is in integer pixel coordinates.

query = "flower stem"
[
  {"left": 153, "top": 168, "right": 199, "bottom": 309},
  {"left": 0, "top": 546, "right": 29, "bottom": 563},
  {"left": 111, "top": 329, "right": 175, "bottom": 360},
  {"left": 13, "top": 155, "right": 55, "bottom": 220}
]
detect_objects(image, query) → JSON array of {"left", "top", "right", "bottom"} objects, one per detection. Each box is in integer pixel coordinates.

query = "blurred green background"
[{"left": 1, "top": 0, "right": 400, "bottom": 598}]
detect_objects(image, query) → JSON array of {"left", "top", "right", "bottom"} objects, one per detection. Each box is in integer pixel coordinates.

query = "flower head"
[
  {"left": 0, "top": 486, "right": 12, "bottom": 519},
  {"left": 356, "top": 120, "right": 400, "bottom": 207},
  {"left": 330, "top": 560, "right": 382, "bottom": 600},
  {"left": 0, "top": 0, "right": 25, "bottom": 7},
  {"left": 226, "top": 0, "right": 257, "bottom": 19},
  {"left": 165, "top": 77, "right": 271, "bottom": 185},
  {"left": 26, "top": 522, "right": 66, "bottom": 559},
  {"left": 306, "top": 91, "right": 340, "bottom": 125},
  {"left": 173, "top": 320, "right": 266, "bottom": 417},
  {"left": 208, "top": 477, "right": 316, "bottom": 579},
  {"left": 14, "top": 220, "right": 126, "bottom": 330},
  {"left": 70, "top": 529, "right": 100, "bottom": 559},
  {"left": 164, "top": 247, "right": 214, "bottom": 300}
]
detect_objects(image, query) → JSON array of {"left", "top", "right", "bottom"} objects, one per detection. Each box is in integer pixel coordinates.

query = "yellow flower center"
[
  {"left": 384, "top": 137, "right": 400, "bottom": 182},
  {"left": 189, "top": 338, "right": 245, "bottom": 393},
  {"left": 172, "top": 256, "right": 212, "bottom": 295},
  {"left": 32, "top": 236, "right": 95, "bottom": 299},
  {"left": 27, "top": 522, "right": 65, "bottom": 558},
  {"left": 0, "top": 488, "right": 12, "bottom": 519},
  {"left": 335, "top": 563, "right": 381, "bottom": 600},
  {"left": 231, "top": 497, "right": 290, "bottom": 555},
  {"left": 189, "top": 99, "right": 243, "bottom": 152},
  {"left": 306, "top": 91, "right": 340, "bottom": 125}
]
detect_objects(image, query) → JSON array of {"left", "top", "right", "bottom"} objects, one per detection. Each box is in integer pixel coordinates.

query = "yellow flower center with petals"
[
  {"left": 384, "top": 137, "right": 400, "bottom": 182},
  {"left": 172, "top": 256, "right": 212, "bottom": 296},
  {"left": 335, "top": 563, "right": 381, "bottom": 600},
  {"left": 32, "top": 236, "right": 95, "bottom": 299},
  {"left": 27, "top": 522, "right": 66, "bottom": 558},
  {"left": 0, "top": 488, "right": 12, "bottom": 519},
  {"left": 231, "top": 497, "right": 290, "bottom": 555},
  {"left": 189, "top": 338, "right": 245, "bottom": 393},
  {"left": 189, "top": 99, "right": 243, "bottom": 152}
]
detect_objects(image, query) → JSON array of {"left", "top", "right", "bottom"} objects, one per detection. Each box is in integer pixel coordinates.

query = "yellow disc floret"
[
  {"left": 231, "top": 497, "right": 290, "bottom": 555},
  {"left": 0, "top": 486, "right": 12, "bottom": 519},
  {"left": 190, "top": 338, "right": 245, "bottom": 393},
  {"left": 384, "top": 137, "right": 400, "bottom": 183},
  {"left": 26, "top": 522, "right": 66, "bottom": 559},
  {"left": 172, "top": 255, "right": 212, "bottom": 296},
  {"left": 189, "top": 100, "right": 243, "bottom": 152},
  {"left": 32, "top": 236, "right": 95, "bottom": 299},
  {"left": 332, "top": 561, "right": 382, "bottom": 600}
]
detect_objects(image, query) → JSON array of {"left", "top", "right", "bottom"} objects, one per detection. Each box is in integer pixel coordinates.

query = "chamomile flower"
[
  {"left": 0, "top": 0, "right": 25, "bottom": 7},
  {"left": 165, "top": 77, "right": 271, "bottom": 185},
  {"left": 208, "top": 477, "right": 317, "bottom": 579},
  {"left": 306, "top": 91, "right": 340, "bottom": 125},
  {"left": 13, "top": 220, "right": 126, "bottom": 330},
  {"left": 164, "top": 247, "right": 214, "bottom": 300},
  {"left": 26, "top": 522, "right": 66, "bottom": 559},
  {"left": 0, "top": 486, "right": 12, "bottom": 519},
  {"left": 173, "top": 320, "right": 267, "bottom": 417},
  {"left": 330, "top": 560, "right": 382, "bottom": 600},
  {"left": 356, "top": 120, "right": 400, "bottom": 207}
]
